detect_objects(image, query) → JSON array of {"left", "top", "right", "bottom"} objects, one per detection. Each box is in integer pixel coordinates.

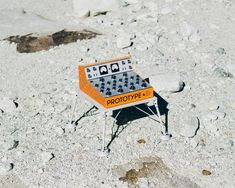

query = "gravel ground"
[{"left": 0, "top": 0, "right": 235, "bottom": 187}]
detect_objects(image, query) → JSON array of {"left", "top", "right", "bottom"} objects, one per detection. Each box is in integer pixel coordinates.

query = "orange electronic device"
[
  {"left": 76, "top": 55, "right": 170, "bottom": 154},
  {"left": 78, "top": 55, "right": 154, "bottom": 111}
]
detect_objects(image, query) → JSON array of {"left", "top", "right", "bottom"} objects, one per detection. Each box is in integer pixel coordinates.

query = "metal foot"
[{"left": 153, "top": 98, "right": 171, "bottom": 141}]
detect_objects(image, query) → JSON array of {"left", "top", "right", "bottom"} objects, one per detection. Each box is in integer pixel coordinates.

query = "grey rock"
[
  {"left": 216, "top": 48, "right": 226, "bottom": 55},
  {"left": 214, "top": 67, "right": 232, "bottom": 78}
]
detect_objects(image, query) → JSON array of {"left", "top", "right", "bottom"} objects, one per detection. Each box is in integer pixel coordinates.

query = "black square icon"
[{"left": 99, "top": 65, "right": 108, "bottom": 75}]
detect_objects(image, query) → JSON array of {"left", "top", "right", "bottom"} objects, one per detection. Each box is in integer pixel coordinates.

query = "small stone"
[
  {"left": 0, "top": 162, "right": 13, "bottom": 175},
  {"left": 137, "top": 139, "right": 146, "bottom": 144},
  {"left": 212, "top": 110, "right": 226, "bottom": 119},
  {"left": 190, "top": 138, "right": 199, "bottom": 148},
  {"left": 41, "top": 152, "right": 54, "bottom": 163},
  {"left": 202, "top": 169, "right": 211, "bottom": 176},
  {"left": 231, "top": 101, "right": 235, "bottom": 109},
  {"left": 226, "top": 63, "right": 235, "bottom": 77},
  {"left": 117, "top": 34, "right": 132, "bottom": 49},
  {"left": 216, "top": 48, "right": 226, "bottom": 55},
  {"left": 214, "top": 67, "right": 232, "bottom": 78},
  {"left": 73, "top": 0, "right": 120, "bottom": 17},
  {"left": 180, "top": 116, "right": 199, "bottom": 138},
  {"left": 55, "top": 127, "right": 65, "bottom": 135},
  {"left": 0, "top": 97, "right": 17, "bottom": 113}
]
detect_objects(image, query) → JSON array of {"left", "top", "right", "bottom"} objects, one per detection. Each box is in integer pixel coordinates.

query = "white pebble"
[
  {"left": 0, "top": 97, "right": 16, "bottom": 113},
  {"left": 116, "top": 34, "right": 132, "bottom": 49},
  {"left": 41, "top": 152, "right": 54, "bottom": 163},
  {"left": 0, "top": 162, "right": 13, "bottom": 175}
]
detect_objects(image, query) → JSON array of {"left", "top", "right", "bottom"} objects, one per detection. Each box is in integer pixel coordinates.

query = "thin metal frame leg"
[
  {"left": 102, "top": 111, "right": 107, "bottom": 152},
  {"left": 153, "top": 99, "right": 170, "bottom": 140}
]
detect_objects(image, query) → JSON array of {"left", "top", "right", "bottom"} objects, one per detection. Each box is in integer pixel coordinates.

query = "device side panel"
[{"left": 78, "top": 66, "right": 106, "bottom": 107}]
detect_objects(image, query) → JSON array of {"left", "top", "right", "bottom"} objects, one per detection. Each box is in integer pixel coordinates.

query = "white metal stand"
[{"left": 70, "top": 95, "right": 170, "bottom": 156}]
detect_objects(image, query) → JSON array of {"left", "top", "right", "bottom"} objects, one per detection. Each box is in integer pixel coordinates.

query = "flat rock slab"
[
  {"left": 4, "top": 29, "right": 99, "bottom": 53},
  {"left": 113, "top": 156, "right": 199, "bottom": 188}
]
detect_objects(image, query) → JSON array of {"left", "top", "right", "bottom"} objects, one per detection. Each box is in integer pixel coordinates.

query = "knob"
[
  {"left": 95, "top": 84, "right": 99, "bottom": 87},
  {"left": 118, "top": 88, "right": 123, "bottom": 93},
  {"left": 141, "top": 83, "right": 147, "bottom": 88},
  {"left": 130, "top": 85, "right": 135, "bottom": 90},
  {"left": 100, "top": 77, "right": 105, "bottom": 82},
  {"left": 111, "top": 75, "right": 116, "bottom": 79}
]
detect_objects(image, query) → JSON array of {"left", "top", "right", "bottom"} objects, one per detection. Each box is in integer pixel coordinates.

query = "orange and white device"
[
  {"left": 78, "top": 55, "right": 154, "bottom": 111},
  {"left": 76, "top": 55, "right": 170, "bottom": 154}
]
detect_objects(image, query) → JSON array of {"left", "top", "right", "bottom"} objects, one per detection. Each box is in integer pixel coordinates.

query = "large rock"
[
  {"left": 73, "top": 0, "right": 120, "bottom": 17},
  {"left": 180, "top": 116, "right": 200, "bottom": 138},
  {"left": 116, "top": 33, "right": 132, "bottom": 49},
  {"left": 151, "top": 73, "right": 184, "bottom": 93}
]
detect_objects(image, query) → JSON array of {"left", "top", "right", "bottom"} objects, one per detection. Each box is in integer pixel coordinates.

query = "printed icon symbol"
[
  {"left": 99, "top": 65, "right": 108, "bottom": 75},
  {"left": 111, "top": 63, "right": 120, "bottom": 73}
]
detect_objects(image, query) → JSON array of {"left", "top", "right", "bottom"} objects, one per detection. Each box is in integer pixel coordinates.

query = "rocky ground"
[{"left": 0, "top": 0, "right": 235, "bottom": 187}]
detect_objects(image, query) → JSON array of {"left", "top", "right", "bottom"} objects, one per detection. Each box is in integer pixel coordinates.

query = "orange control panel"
[{"left": 78, "top": 55, "right": 154, "bottom": 109}]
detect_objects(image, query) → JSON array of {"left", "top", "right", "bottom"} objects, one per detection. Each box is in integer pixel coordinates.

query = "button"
[
  {"left": 113, "top": 80, "right": 117, "bottom": 84},
  {"left": 129, "top": 65, "right": 132, "bottom": 69},
  {"left": 141, "top": 83, "right": 147, "bottom": 88},
  {"left": 101, "top": 83, "right": 105, "bottom": 86},
  {"left": 128, "top": 60, "right": 131, "bottom": 64},
  {"left": 118, "top": 88, "right": 123, "bottom": 93},
  {"left": 87, "top": 68, "right": 91, "bottom": 72},
  {"left": 93, "top": 67, "right": 97, "bottom": 71},
  {"left": 118, "top": 85, "right": 122, "bottom": 88},
  {"left": 130, "top": 76, "right": 134, "bottom": 80},
  {"left": 88, "top": 74, "right": 92, "bottom": 78},
  {"left": 125, "top": 77, "right": 128, "bottom": 81},
  {"left": 101, "top": 86, "right": 105, "bottom": 90},
  {"left": 111, "top": 75, "right": 116, "bottom": 79},
  {"left": 123, "top": 73, "right": 127, "bottom": 77},
  {"left": 122, "top": 61, "right": 125, "bottom": 65},
  {"left": 124, "top": 83, "right": 128, "bottom": 87},
  {"left": 106, "top": 88, "right": 110, "bottom": 91},
  {"left": 100, "top": 89, "right": 104, "bottom": 93},
  {"left": 130, "top": 82, "right": 134, "bottom": 85},
  {"left": 106, "top": 91, "right": 112, "bottom": 96},
  {"left": 100, "top": 77, "right": 105, "bottom": 82},
  {"left": 107, "top": 81, "right": 111, "bottom": 85},
  {"left": 119, "top": 78, "right": 123, "bottom": 82},
  {"left": 130, "top": 85, "right": 135, "bottom": 90},
  {"left": 95, "top": 84, "right": 99, "bottom": 87},
  {"left": 112, "top": 86, "right": 116, "bottom": 90}
]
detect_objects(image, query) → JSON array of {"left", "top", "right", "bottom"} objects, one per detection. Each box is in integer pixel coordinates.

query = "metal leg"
[
  {"left": 67, "top": 95, "right": 78, "bottom": 131},
  {"left": 102, "top": 112, "right": 107, "bottom": 152},
  {"left": 153, "top": 99, "right": 170, "bottom": 141},
  {"left": 98, "top": 111, "right": 109, "bottom": 157}
]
